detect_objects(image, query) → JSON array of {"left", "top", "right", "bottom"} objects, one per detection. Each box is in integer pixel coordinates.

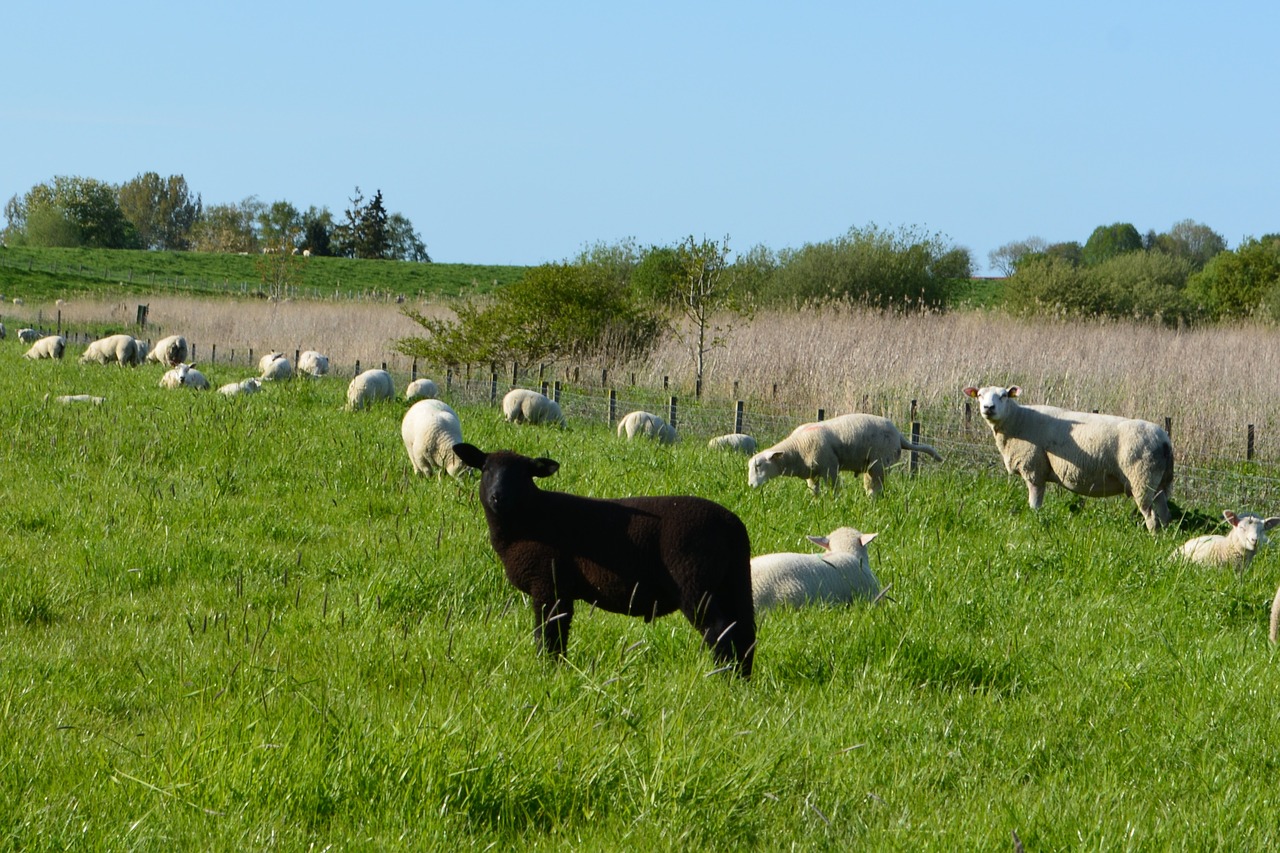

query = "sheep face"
[
  {"left": 1226, "top": 511, "right": 1280, "bottom": 552},
  {"left": 455, "top": 443, "right": 559, "bottom": 515},
  {"left": 964, "top": 385, "right": 1021, "bottom": 424}
]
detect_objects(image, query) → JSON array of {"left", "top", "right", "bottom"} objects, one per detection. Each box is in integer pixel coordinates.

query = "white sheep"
[
  {"left": 17, "top": 328, "right": 39, "bottom": 344},
  {"left": 405, "top": 377, "right": 439, "bottom": 401},
  {"left": 80, "top": 334, "right": 140, "bottom": 366},
  {"left": 146, "top": 334, "right": 189, "bottom": 366},
  {"left": 617, "top": 410, "right": 677, "bottom": 444},
  {"left": 23, "top": 335, "right": 66, "bottom": 360},
  {"left": 1270, "top": 584, "right": 1280, "bottom": 645},
  {"left": 159, "top": 362, "right": 210, "bottom": 390},
  {"left": 297, "top": 350, "right": 330, "bottom": 377},
  {"left": 751, "top": 527, "right": 882, "bottom": 610},
  {"left": 1175, "top": 510, "right": 1280, "bottom": 575},
  {"left": 401, "top": 398, "right": 469, "bottom": 477},
  {"left": 748, "top": 413, "right": 942, "bottom": 496},
  {"left": 964, "top": 385, "right": 1174, "bottom": 531},
  {"left": 218, "top": 378, "right": 262, "bottom": 396},
  {"left": 260, "top": 353, "right": 293, "bottom": 381},
  {"left": 346, "top": 368, "right": 396, "bottom": 410},
  {"left": 502, "top": 388, "right": 566, "bottom": 427},
  {"left": 708, "top": 433, "right": 757, "bottom": 454},
  {"left": 46, "top": 394, "right": 106, "bottom": 405}
]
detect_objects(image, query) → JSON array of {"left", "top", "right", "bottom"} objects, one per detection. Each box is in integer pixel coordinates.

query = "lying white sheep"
[
  {"left": 1175, "top": 510, "right": 1280, "bottom": 575},
  {"left": 708, "top": 433, "right": 757, "bottom": 454},
  {"left": 405, "top": 377, "right": 439, "bottom": 401},
  {"left": 218, "top": 378, "right": 262, "bottom": 396},
  {"left": 617, "top": 410, "right": 677, "bottom": 444},
  {"left": 964, "top": 385, "right": 1174, "bottom": 531},
  {"left": 258, "top": 351, "right": 284, "bottom": 373},
  {"left": 24, "top": 335, "right": 66, "bottom": 360},
  {"left": 346, "top": 368, "right": 396, "bottom": 410},
  {"left": 159, "top": 362, "right": 210, "bottom": 390},
  {"left": 80, "top": 334, "right": 140, "bottom": 366},
  {"left": 502, "top": 388, "right": 565, "bottom": 427},
  {"left": 260, "top": 353, "right": 293, "bottom": 381},
  {"left": 17, "top": 328, "right": 39, "bottom": 344},
  {"left": 401, "top": 398, "right": 469, "bottom": 477},
  {"left": 46, "top": 394, "right": 106, "bottom": 405},
  {"left": 146, "top": 334, "right": 189, "bottom": 366},
  {"left": 297, "top": 350, "right": 330, "bottom": 377},
  {"left": 751, "top": 527, "right": 881, "bottom": 610},
  {"left": 749, "top": 413, "right": 941, "bottom": 496}
]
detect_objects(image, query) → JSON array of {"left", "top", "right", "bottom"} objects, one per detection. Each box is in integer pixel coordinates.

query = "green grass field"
[{"left": 2, "top": 339, "right": 1278, "bottom": 849}]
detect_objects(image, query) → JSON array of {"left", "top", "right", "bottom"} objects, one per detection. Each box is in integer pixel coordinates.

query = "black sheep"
[{"left": 453, "top": 443, "right": 757, "bottom": 678}]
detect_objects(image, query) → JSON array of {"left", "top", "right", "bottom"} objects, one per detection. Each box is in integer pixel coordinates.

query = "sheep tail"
[{"left": 902, "top": 437, "right": 943, "bottom": 462}]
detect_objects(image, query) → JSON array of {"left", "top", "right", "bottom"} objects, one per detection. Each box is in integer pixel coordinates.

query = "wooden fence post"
[
  {"left": 553, "top": 381, "right": 561, "bottom": 403},
  {"left": 817, "top": 408, "right": 825, "bottom": 422},
  {"left": 1248, "top": 424, "right": 1255, "bottom": 461},
  {"left": 668, "top": 396, "right": 678, "bottom": 431},
  {"left": 490, "top": 372, "right": 498, "bottom": 405},
  {"left": 910, "top": 421, "right": 922, "bottom": 475},
  {"left": 608, "top": 388, "right": 617, "bottom": 426},
  {"left": 734, "top": 400, "right": 745, "bottom": 435}
]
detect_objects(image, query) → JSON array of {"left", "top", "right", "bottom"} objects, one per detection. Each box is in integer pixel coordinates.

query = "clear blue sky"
[{"left": 3, "top": 1, "right": 1276, "bottom": 272}]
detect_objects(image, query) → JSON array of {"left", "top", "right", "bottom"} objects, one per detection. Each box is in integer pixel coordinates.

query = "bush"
[
  {"left": 1186, "top": 236, "right": 1280, "bottom": 320},
  {"left": 1006, "top": 251, "right": 1197, "bottom": 324}
]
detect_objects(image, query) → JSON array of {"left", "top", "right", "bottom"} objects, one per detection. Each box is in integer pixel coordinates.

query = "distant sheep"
[
  {"left": 502, "top": 388, "right": 565, "bottom": 427},
  {"left": 46, "top": 394, "right": 105, "bottom": 405},
  {"left": 346, "top": 368, "right": 395, "bottom": 410},
  {"left": 260, "top": 353, "right": 293, "bottom": 381},
  {"left": 297, "top": 350, "right": 330, "bottom": 377},
  {"left": 159, "top": 363, "right": 210, "bottom": 390},
  {"left": 24, "top": 335, "right": 66, "bottom": 360},
  {"left": 17, "top": 328, "right": 39, "bottom": 344},
  {"left": 218, "top": 378, "right": 262, "bottom": 396},
  {"left": 405, "top": 377, "right": 439, "bottom": 401},
  {"left": 453, "top": 443, "right": 756, "bottom": 677},
  {"left": 708, "top": 433, "right": 757, "bottom": 454},
  {"left": 258, "top": 351, "right": 285, "bottom": 373},
  {"left": 146, "top": 334, "right": 189, "bottom": 367},
  {"left": 964, "top": 385, "right": 1174, "bottom": 531},
  {"left": 402, "top": 399, "right": 468, "bottom": 477},
  {"left": 1176, "top": 510, "right": 1280, "bottom": 575},
  {"left": 617, "top": 410, "right": 677, "bottom": 444},
  {"left": 748, "top": 413, "right": 941, "bottom": 496},
  {"left": 80, "top": 334, "right": 140, "bottom": 366},
  {"left": 751, "top": 527, "right": 881, "bottom": 610}
]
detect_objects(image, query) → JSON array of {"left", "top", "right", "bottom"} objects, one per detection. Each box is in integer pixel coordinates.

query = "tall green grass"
[{"left": 2, "top": 340, "right": 1278, "bottom": 849}]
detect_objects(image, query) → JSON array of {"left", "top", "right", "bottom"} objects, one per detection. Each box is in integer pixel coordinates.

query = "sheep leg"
[
  {"left": 684, "top": 592, "right": 756, "bottom": 678},
  {"left": 532, "top": 597, "right": 573, "bottom": 659},
  {"left": 1024, "top": 477, "right": 1046, "bottom": 510}
]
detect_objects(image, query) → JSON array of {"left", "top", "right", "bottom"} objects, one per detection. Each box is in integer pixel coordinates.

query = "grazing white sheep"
[
  {"left": 346, "top": 368, "right": 396, "bottom": 410},
  {"left": 159, "top": 362, "right": 210, "bottom": 390},
  {"left": 80, "top": 334, "right": 140, "bottom": 366},
  {"left": 748, "top": 413, "right": 942, "bottom": 496},
  {"left": 617, "top": 410, "right": 677, "bottom": 444},
  {"left": 401, "top": 399, "right": 469, "bottom": 477},
  {"left": 964, "top": 385, "right": 1174, "bottom": 531},
  {"left": 502, "top": 388, "right": 565, "bottom": 427},
  {"left": 404, "top": 377, "right": 439, "bottom": 401},
  {"left": 1175, "top": 510, "right": 1280, "bottom": 575},
  {"left": 146, "top": 334, "right": 189, "bottom": 366},
  {"left": 16, "top": 328, "right": 39, "bottom": 344},
  {"left": 708, "top": 433, "right": 757, "bottom": 454},
  {"left": 218, "top": 378, "right": 262, "bottom": 396},
  {"left": 297, "top": 350, "right": 330, "bottom": 377},
  {"left": 260, "top": 353, "right": 293, "bottom": 381},
  {"left": 751, "top": 527, "right": 881, "bottom": 610},
  {"left": 23, "top": 335, "right": 66, "bottom": 360},
  {"left": 46, "top": 394, "right": 106, "bottom": 405}
]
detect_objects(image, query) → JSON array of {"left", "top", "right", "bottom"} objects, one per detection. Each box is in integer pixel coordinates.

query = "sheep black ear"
[
  {"left": 452, "top": 443, "right": 488, "bottom": 470},
  {"left": 531, "top": 458, "right": 560, "bottom": 478}
]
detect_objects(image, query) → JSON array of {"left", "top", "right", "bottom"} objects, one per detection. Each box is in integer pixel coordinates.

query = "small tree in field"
[{"left": 673, "top": 235, "right": 754, "bottom": 397}]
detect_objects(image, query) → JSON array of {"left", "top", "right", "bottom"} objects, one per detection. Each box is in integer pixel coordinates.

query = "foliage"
[
  {"left": 258, "top": 200, "right": 304, "bottom": 251},
  {"left": 1006, "top": 250, "right": 1197, "bottom": 324},
  {"left": 1082, "top": 222, "right": 1143, "bottom": 265},
  {"left": 1146, "top": 219, "right": 1226, "bottom": 270},
  {"left": 671, "top": 235, "right": 754, "bottom": 395},
  {"left": 396, "top": 261, "right": 664, "bottom": 367},
  {"left": 3, "top": 176, "right": 137, "bottom": 249},
  {"left": 987, "top": 236, "right": 1047, "bottom": 277},
  {"left": 117, "top": 172, "right": 202, "bottom": 251},
  {"left": 302, "top": 206, "right": 336, "bottom": 257},
  {"left": 189, "top": 197, "right": 264, "bottom": 254},
  {"left": 1186, "top": 235, "right": 1280, "bottom": 320}
]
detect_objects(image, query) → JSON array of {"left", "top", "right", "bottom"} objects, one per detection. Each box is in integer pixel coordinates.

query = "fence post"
[
  {"left": 601, "top": 368, "right": 608, "bottom": 387},
  {"left": 136, "top": 304, "right": 149, "bottom": 327},
  {"left": 1248, "top": 424, "right": 1255, "bottom": 461},
  {"left": 553, "top": 381, "right": 561, "bottom": 403},
  {"left": 412, "top": 359, "right": 418, "bottom": 381},
  {"left": 817, "top": 408, "right": 825, "bottom": 422},
  {"left": 1165, "top": 416, "right": 1172, "bottom": 438},
  {"left": 540, "top": 380, "right": 549, "bottom": 397},
  {"left": 490, "top": 372, "right": 498, "bottom": 405},
  {"left": 446, "top": 368, "right": 453, "bottom": 394},
  {"left": 734, "top": 400, "right": 744, "bottom": 435},
  {"left": 609, "top": 388, "right": 617, "bottom": 426},
  {"left": 911, "top": 398, "right": 918, "bottom": 422},
  {"left": 355, "top": 360, "right": 361, "bottom": 376},
  {"left": 512, "top": 362, "right": 519, "bottom": 386},
  {"left": 696, "top": 378, "right": 702, "bottom": 399},
  {"left": 965, "top": 401, "right": 972, "bottom": 429},
  {"left": 211, "top": 344, "right": 216, "bottom": 364},
  {"left": 910, "top": 421, "right": 922, "bottom": 475},
  {"left": 668, "top": 396, "right": 678, "bottom": 431}
]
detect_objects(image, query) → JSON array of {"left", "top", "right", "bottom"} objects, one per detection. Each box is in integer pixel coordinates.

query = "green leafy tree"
[
  {"left": 387, "top": 212, "right": 431, "bottom": 262},
  {"left": 673, "top": 235, "right": 754, "bottom": 396},
  {"left": 301, "top": 206, "right": 335, "bottom": 256},
  {"left": 1186, "top": 236, "right": 1280, "bottom": 320},
  {"left": 189, "top": 197, "right": 263, "bottom": 253},
  {"left": 6, "top": 176, "right": 135, "bottom": 248},
  {"left": 23, "top": 203, "right": 80, "bottom": 247},
  {"left": 1083, "top": 222, "right": 1143, "bottom": 265},
  {"left": 631, "top": 244, "right": 682, "bottom": 306},
  {"left": 118, "top": 172, "right": 201, "bottom": 250},
  {"left": 988, "top": 237, "right": 1047, "bottom": 277},
  {"left": 1148, "top": 219, "right": 1227, "bottom": 270},
  {"left": 258, "top": 200, "right": 302, "bottom": 251}
]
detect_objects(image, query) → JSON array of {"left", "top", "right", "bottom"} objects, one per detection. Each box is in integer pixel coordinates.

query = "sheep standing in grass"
[
  {"left": 964, "top": 385, "right": 1174, "bottom": 531},
  {"left": 1175, "top": 510, "right": 1280, "bottom": 575},
  {"left": 405, "top": 377, "right": 439, "bottom": 401},
  {"left": 159, "top": 363, "right": 210, "bottom": 390},
  {"left": 617, "top": 410, "right": 677, "bottom": 444},
  {"left": 80, "top": 334, "right": 140, "bottom": 366},
  {"left": 260, "top": 353, "right": 293, "bottom": 381},
  {"left": 453, "top": 443, "right": 757, "bottom": 677},
  {"left": 751, "top": 527, "right": 881, "bottom": 610},
  {"left": 346, "top": 368, "right": 396, "bottom": 410},
  {"left": 218, "top": 378, "right": 262, "bottom": 396},
  {"left": 709, "top": 433, "right": 757, "bottom": 454},
  {"left": 748, "top": 413, "right": 942, "bottom": 496},
  {"left": 24, "top": 335, "right": 66, "bottom": 360},
  {"left": 402, "top": 399, "right": 468, "bottom": 477},
  {"left": 502, "top": 388, "right": 565, "bottom": 427},
  {"left": 146, "top": 334, "right": 189, "bottom": 367},
  {"left": 17, "top": 328, "right": 39, "bottom": 344},
  {"left": 297, "top": 350, "right": 330, "bottom": 377}
]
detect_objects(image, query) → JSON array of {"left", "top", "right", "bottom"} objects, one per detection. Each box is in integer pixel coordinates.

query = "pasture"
[{"left": 3, "top": 334, "right": 1280, "bottom": 849}]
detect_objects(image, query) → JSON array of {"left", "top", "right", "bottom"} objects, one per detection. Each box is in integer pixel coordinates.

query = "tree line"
[{"left": 2, "top": 174, "right": 430, "bottom": 262}]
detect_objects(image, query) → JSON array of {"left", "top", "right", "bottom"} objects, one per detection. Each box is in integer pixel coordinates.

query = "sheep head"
[
  {"left": 964, "top": 385, "right": 1021, "bottom": 424},
  {"left": 1225, "top": 510, "right": 1280, "bottom": 552},
  {"left": 453, "top": 443, "right": 560, "bottom": 515}
]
